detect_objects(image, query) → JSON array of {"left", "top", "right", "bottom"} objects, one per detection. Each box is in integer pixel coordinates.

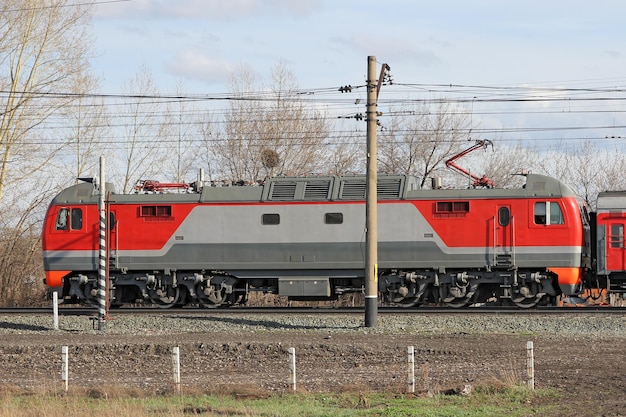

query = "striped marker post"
[{"left": 97, "top": 156, "right": 107, "bottom": 331}]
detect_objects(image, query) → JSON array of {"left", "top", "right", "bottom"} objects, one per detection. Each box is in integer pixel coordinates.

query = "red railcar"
[{"left": 591, "top": 191, "right": 626, "bottom": 294}]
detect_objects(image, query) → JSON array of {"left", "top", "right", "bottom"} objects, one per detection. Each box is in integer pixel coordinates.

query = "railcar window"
[
  {"left": 325, "top": 212, "right": 343, "bottom": 224},
  {"left": 55, "top": 208, "right": 69, "bottom": 230},
  {"left": 262, "top": 213, "right": 280, "bottom": 225},
  {"left": 498, "top": 207, "right": 510, "bottom": 227},
  {"left": 610, "top": 224, "right": 624, "bottom": 248}
]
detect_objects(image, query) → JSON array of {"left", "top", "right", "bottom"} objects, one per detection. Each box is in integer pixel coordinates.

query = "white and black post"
[{"left": 97, "top": 156, "right": 107, "bottom": 330}]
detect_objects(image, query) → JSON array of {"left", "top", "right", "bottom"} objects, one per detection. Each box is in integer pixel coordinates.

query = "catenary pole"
[
  {"left": 98, "top": 156, "right": 107, "bottom": 330},
  {"left": 365, "top": 56, "right": 378, "bottom": 327}
]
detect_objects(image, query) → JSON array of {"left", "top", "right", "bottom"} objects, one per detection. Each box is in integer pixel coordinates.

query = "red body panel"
[
  {"left": 408, "top": 196, "right": 582, "bottom": 248},
  {"left": 43, "top": 197, "right": 583, "bottom": 253}
]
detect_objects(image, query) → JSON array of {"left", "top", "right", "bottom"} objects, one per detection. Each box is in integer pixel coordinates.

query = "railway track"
[{"left": 2, "top": 305, "right": 625, "bottom": 316}]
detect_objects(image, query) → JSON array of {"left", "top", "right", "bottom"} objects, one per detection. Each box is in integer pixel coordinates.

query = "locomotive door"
[
  {"left": 606, "top": 222, "right": 625, "bottom": 272},
  {"left": 494, "top": 205, "right": 513, "bottom": 267}
]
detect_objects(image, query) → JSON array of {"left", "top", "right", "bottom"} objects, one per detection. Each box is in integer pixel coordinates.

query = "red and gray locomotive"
[{"left": 41, "top": 171, "right": 624, "bottom": 308}]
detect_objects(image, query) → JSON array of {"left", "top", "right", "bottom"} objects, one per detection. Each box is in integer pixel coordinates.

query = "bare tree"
[
  {"left": 115, "top": 65, "right": 169, "bottom": 193},
  {"left": 56, "top": 68, "right": 110, "bottom": 182},
  {"left": 211, "top": 64, "right": 260, "bottom": 181},
  {"left": 600, "top": 146, "right": 626, "bottom": 192},
  {"left": 0, "top": 195, "right": 48, "bottom": 305},
  {"left": 209, "top": 62, "right": 332, "bottom": 182},
  {"left": 379, "top": 101, "right": 473, "bottom": 188},
  {"left": 470, "top": 141, "right": 537, "bottom": 188},
  {"left": 536, "top": 140, "right": 605, "bottom": 208},
  {"left": 198, "top": 111, "right": 223, "bottom": 182},
  {"left": 258, "top": 63, "right": 331, "bottom": 177},
  {"left": 0, "top": 0, "right": 95, "bottom": 305},
  {"left": 0, "top": 0, "right": 92, "bottom": 202},
  {"left": 325, "top": 134, "right": 363, "bottom": 175},
  {"left": 158, "top": 81, "right": 203, "bottom": 183}
]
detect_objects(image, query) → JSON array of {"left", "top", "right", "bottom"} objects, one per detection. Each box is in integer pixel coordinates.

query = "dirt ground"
[{"left": 0, "top": 327, "right": 624, "bottom": 416}]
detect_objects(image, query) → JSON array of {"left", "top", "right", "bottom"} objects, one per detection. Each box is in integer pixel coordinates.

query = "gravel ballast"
[{"left": 0, "top": 311, "right": 624, "bottom": 417}]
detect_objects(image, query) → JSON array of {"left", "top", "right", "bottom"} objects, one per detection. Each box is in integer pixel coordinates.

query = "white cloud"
[{"left": 165, "top": 48, "right": 236, "bottom": 85}]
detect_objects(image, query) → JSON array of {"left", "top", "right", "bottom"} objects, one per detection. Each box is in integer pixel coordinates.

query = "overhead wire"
[{"left": 2, "top": 80, "right": 626, "bottom": 154}]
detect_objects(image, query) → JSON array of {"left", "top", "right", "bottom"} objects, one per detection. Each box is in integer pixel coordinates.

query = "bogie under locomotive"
[{"left": 43, "top": 172, "right": 601, "bottom": 308}]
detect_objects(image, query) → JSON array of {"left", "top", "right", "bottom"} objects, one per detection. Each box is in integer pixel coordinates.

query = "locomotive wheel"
[
  {"left": 399, "top": 296, "right": 422, "bottom": 307},
  {"left": 512, "top": 293, "right": 543, "bottom": 309},
  {"left": 150, "top": 287, "right": 181, "bottom": 309},
  {"left": 439, "top": 285, "right": 471, "bottom": 308},
  {"left": 198, "top": 294, "right": 224, "bottom": 308},
  {"left": 443, "top": 296, "right": 470, "bottom": 308},
  {"left": 198, "top": 284, "right": 226, "bottom": 308},
  {"left": 511, "top": 282, "right": 546, "bottom": 308},
  {"left": 399, "top": 282, "right": 429, "bottom": 307}
]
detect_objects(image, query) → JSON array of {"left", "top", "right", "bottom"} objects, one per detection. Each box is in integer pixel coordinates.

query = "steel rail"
[{"left": 1, "top": 305, "right": 625, "bottom": 316}]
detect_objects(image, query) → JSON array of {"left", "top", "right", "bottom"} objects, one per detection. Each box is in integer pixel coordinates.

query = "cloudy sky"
[
  {"left": 92, "top": 0, "right": 626, "bottom": 92},
  {"left": 89, "top": 0, "right": 626, "bottom": 148}
]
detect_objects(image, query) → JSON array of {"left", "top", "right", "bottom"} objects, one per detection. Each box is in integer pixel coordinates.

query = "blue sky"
[
  {"left": 87, "top": 0, "right": 626, "bottom": 151},
  {"left": 92, "top": 0, "right": 626, "bottom": 93}
]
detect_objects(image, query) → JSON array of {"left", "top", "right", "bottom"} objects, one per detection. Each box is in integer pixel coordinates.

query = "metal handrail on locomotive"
[{"left": 41, "top": 171, "right": 625, "bottom": 308}]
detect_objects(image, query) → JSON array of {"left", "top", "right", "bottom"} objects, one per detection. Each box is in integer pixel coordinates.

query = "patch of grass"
[{"left": 0, "top": 383, "right": 562, "bottom": 417}]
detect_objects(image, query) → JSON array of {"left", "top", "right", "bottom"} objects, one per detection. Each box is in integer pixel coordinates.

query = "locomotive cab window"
[
  {"left": 262, "top": 213, "right": 280, "bottom": 225},
  {"left": 55, "top": 208, "right": 83, "bottom": 231},
  {"left": 534, "top": 202, "right": 564, "bottom": 225},
  {"left": 325, "top": 212, "right": 343, "bottom": 224}
]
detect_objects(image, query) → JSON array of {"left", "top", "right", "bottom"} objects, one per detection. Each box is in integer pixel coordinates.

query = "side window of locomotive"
[
  {"left": 549, "top": 202, "right": 564, "bottom": 225},
  {"left": 534, "top": 202, "right": 564, "bottom": 225},
  {"left": 610, "top": 224, "right": 624, "bottom": 248},
  {"left": 70, "top": 208, "right": 83, "bottom": 230},
  {"left": 262, "top": 213, "right": 280, "bottom": 225},
  {"left": 55, "top": 208, "right": 69, "bottom": 230},
  {"left": 325, "top": 212, "right": 343, "bottom": 224}
]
